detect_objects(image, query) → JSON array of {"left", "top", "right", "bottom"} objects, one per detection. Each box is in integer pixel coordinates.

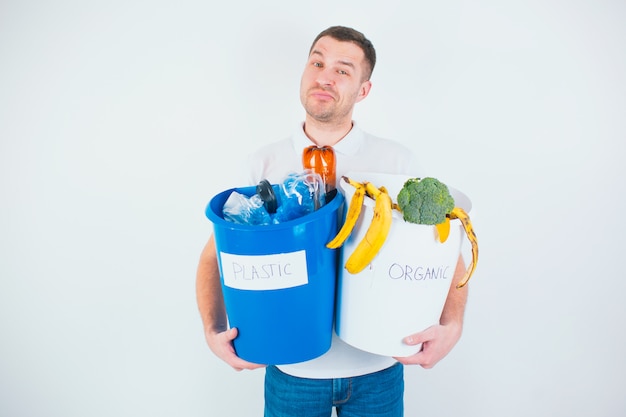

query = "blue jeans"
[{"left": 264, "top": 362, "right": 404, "bottom": 417}]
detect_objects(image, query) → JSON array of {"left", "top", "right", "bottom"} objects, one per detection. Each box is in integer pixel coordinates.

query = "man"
[{"left": 196, "top": 25, "right": 468, "bottom": 417}]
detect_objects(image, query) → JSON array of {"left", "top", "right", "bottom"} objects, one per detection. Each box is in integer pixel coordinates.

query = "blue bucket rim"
[{"left": 205, "top": 185, "right": 344, "bottom": 231}]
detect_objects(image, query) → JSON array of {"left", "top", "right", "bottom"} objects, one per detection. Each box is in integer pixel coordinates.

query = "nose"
[{"left": 315, "top": 67, "right": 335, "bottom": 87}]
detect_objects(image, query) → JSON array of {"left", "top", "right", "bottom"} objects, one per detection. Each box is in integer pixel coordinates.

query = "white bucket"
[{"left": 335, "top": 172, "right": 472, "bottom": 357}]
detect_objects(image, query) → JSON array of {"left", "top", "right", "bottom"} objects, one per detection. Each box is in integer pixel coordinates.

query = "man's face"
[{"left": 300, "top": 36, "right": 372, "bottom": 124}]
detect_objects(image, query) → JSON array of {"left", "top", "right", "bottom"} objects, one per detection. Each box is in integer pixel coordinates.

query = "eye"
[
  {"left": 338, "top": 69, "right": 348, "bottom": 75},
  {"left": 313, "top": 62, "right": 323, "bottom": 68}
]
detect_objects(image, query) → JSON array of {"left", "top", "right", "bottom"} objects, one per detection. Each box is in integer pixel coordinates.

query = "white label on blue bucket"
[{"left": 220, "top": 250, "right": 309, "bottom": 290}]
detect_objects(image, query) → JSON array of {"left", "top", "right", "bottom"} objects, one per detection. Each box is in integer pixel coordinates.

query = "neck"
[{"left": 303, "top": 117, "right": 354, "bottom": 147}]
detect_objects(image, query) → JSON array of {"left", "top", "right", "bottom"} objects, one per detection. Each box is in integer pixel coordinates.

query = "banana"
[
  {"left": 449, "top": 207, "right": 478, "bottom": 288},
  {"left": 326, "top": 177, "right": 366, "bottom": 249},
  {"left": 344, "top": 183, "right": 393, "bottom": 274}
]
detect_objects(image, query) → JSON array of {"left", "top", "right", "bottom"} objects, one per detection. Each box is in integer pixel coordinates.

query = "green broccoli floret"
[{"left": 396, "top": 177, "right": 455, "bottom": 225}]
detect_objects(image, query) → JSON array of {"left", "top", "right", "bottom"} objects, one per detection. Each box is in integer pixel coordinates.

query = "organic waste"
[
  {"left": 396, "top": 177, "right": 455, "bottom": 225},
  {"left": 327, "top": 176, "right": 479, "bottom": 288}
]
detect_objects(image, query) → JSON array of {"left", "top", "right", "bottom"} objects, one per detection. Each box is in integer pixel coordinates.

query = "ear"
[{"left": 355, "top": 80, "right": 372, "bottom": 103}]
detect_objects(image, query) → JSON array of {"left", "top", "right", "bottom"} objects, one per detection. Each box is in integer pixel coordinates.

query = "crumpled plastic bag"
[
  {"left": 271, "top": 170, "right": 326, "bottom": 224},
  {"left": 222, "top": 191, "right": 272, "bottom": 226}
]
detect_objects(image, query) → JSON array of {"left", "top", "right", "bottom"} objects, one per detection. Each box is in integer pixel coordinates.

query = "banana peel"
[
  {"left": 435, "top": 217, "right": 451, "bottom": 243},
  {"left": 326, "top": 177, "right": 366, "bottom": 249},
  {"left": 343, "top": 182, "right": 393, "bottom": 274},
  {"left": 448, "top": 207, "right": 478, "bottom": 288},
  {"left": 433, "top": 209, "right": 478, "bottom": 288}
]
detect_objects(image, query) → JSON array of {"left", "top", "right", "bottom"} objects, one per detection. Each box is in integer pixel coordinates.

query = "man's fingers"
[
  {"left": 220, "top": 328, "right": 266, "bottom": 371},
  {"left": 226, "top": 327, "right": 239, "bottom": 341},
  {"left": 403, "top": 325, "right": 436, "bottom": 345}
]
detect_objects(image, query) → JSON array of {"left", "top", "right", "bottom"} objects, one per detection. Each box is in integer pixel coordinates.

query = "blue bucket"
[{"left": 205, "top": 186, "right": 344, "bottom": 365}]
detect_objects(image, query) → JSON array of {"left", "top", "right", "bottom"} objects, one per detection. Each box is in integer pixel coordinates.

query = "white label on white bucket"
[{"left": 219, "top": 250, "right": 309, "bottom": 290}]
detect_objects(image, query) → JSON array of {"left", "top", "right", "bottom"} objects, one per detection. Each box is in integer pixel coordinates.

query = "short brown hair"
[{"left": 309, "top": 26, "right": 377, "bottom": 81}]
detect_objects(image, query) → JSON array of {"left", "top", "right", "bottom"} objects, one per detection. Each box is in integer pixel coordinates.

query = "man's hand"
[
  {"left": 394, "top": 255, "right": 468, "bottom": 368},
  {"left": 205, "top": 327, "right": 266, "bottom": 371},
  {"left": 197, "top": 236, "right": 265, "bottom": 372},
  {"left": 393, "top": 321, "right": 462, "bottom": 369}
]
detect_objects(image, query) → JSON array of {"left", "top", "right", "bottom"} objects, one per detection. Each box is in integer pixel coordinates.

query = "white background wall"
[{"left": 1, "top": 1, "right": 625, "bottom": 416}]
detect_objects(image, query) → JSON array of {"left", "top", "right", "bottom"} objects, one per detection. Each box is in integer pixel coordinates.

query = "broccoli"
[{"left": 396, "top": 177, "right": 455, "bottom": 225}]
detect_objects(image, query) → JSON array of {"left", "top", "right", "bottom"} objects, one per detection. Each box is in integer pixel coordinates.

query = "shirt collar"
[{"left": 291, "top": 121, "right": 364, "bottom": 156}]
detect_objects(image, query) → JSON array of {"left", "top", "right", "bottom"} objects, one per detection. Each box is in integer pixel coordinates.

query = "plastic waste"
[
  {"left": 302, "top": 145, "right": 336, "bottom": 194},
  {"left": 221, "top": 170, "right": 327, "bottom": 225},
  {"left": 222, "top": 190, "right": 272, "bottom": 226},
  {"left": 272, "top": 171, "right": 326, "bottom": 224}
]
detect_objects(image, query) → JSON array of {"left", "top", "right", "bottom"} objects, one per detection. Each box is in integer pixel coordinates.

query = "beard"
[
  {"left": 304, "top": 101, "right": 335, "bottom": 122},
  {"left": 301, "top": 88, "right": 354, "bottom": 123}
]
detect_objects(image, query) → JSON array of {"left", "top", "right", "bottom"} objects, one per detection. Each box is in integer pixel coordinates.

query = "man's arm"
[
  {"left": 195, "top": 235, "right": 265, "bottom": 371},
  {"left": 394, "top": 254, "right": 468, "bottom": 368}
]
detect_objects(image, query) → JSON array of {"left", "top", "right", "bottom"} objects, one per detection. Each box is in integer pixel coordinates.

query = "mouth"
[{"left": 309, "top": 89, "right": 335, "bottom": 101}]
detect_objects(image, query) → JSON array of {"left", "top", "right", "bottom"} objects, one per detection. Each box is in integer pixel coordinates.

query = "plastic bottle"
[{"left": 302, "top": 145, "right": 336, "bottom": 194}]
